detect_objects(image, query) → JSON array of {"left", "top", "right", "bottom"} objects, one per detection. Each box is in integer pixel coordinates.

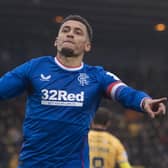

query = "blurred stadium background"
[{"left": 0, "top": 0, "right": 168, "bottom": 167}]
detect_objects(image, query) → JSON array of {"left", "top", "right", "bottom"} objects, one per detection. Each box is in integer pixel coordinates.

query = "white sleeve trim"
[{"left": 110, "top": 82, "right": 127, "bottom": 100}]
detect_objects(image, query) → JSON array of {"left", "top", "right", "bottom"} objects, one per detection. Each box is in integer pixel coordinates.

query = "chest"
[{"left": 30, "top": 69, "right": 102, "bottom": 106}]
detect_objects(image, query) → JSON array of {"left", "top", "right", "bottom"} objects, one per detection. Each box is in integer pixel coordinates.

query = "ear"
[
  {"left": 54, "top": 37, "right": 58, "bottom": 47},
  {"left": 85, "top": 42, "right": 91, "bottom": 52}
]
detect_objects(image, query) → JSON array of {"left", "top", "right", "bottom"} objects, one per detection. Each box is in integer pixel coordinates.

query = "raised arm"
[{"left": 99, "top": 69, "right": 167, "bottom": 116}]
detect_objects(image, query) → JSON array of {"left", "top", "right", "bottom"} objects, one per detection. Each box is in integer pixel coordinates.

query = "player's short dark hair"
[
  {"left": 61, "top": 15, "right": 93, "bottom": 42},
  {"left": 93, "top": 107, "right": 111, "bottom": 126}
]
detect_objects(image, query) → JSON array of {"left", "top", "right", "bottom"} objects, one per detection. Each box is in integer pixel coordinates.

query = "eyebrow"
[
  {"left": 61, "top": 25, "right": 84, "bottom": 34},
  {"left": 64, "top": 25, "right": 82, "bottom": 30}
]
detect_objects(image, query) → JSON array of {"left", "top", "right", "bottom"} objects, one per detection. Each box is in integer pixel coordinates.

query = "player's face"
[{"left": 55, "top": 20, "right": 91, "bottom": 57}]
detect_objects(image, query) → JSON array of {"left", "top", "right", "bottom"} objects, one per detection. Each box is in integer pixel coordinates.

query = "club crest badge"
[{"left": 77, "top": 73, "right": 89, "bottom": 86}]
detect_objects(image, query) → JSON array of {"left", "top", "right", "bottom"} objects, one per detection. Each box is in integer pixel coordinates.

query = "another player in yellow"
[{"left": 89, "top": 107, "right": 132, "bottom": 168}]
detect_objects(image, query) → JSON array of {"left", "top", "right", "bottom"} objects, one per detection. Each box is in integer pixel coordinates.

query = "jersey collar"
[{"left": 55, "top": 57, "right": 84, "bottom": 71}]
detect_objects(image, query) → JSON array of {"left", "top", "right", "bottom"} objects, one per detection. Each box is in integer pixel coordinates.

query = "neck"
[
  {"left": 56, "top": 53, "right": 83, "bottom": 67},
  {"left": 91, "top": 123, "right": 107, "bottom": 130}
]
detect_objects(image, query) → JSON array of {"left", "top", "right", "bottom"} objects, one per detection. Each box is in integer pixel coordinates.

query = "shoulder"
[
  {"left": 17, "top": 56, "right": 54, "bottom": 75},
  {"left": 109, "top": 134, "right": 124, "bottom": 147},
  {"left": 84, "top": 64, "right": 103, "bottom": 70},
  {"left": 111, "top": 134, "right": 121, "bottom": 143},
  {"left": 25, "top": 55, "right": 54, "bottom": 68},
  {"left": 84, "top": 64, "right": 106, "bottom": 75},
  {"left": 29, "top": 55, "right": 54, "bottom": 64},
  {"left": 84, "top": 64, "right": 120, "bottom": 79},
  {"left": 112, "top": 137, "right": 127, "bottom": 155}
]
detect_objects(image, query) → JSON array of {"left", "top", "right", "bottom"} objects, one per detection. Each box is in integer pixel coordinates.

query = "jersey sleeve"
[
  {"left": 115, "top": 138, "right": 129, "bottom": 164},
  {"left": 115, "top": 86, "right": 150, "bottom": 112},
  {"left": 97, "top": 68, "right": 126, "bottom": 98},
  {"left": 0, "top": 61, "right": 31, "bottom": 100},
  {"left": 98, "top": 68, "right": 150, "bottom": 112}
]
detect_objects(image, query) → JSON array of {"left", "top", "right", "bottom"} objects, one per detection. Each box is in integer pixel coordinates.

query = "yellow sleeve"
[
  {"left": 119, "top": 162, "right": 133, "bottom": 168},
  {"left": 115, "top": 138, "right": 128, "bottom": 163}
]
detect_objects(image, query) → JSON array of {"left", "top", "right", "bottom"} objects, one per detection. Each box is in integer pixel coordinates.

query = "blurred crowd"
[{"left": 0, "top": 47, "right": 168, "bottom": 168}]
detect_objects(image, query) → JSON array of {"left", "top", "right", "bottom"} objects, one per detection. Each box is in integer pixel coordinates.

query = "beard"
[{"left": 60, "top": 47, "right": 78, "bottom": 57}]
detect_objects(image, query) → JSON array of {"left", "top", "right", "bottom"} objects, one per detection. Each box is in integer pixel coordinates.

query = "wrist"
[{"left": 141, "top": 97, "right": 152, "bottom": 112}]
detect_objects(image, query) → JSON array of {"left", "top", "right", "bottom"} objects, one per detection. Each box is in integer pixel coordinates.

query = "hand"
[{"left": 142, "top": 97, "right": 167, "bottom": 118}]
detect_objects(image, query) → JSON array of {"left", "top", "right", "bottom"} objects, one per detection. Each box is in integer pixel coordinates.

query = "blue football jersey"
[{"left": 0, "top": 56, "right": 149, "bottom": 167}]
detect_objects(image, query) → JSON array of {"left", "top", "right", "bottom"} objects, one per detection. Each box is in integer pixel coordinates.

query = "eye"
[
  {"left": 62, "top": 27, "right": 70, "bottom": 33},
  {"left": 75, "top": 31, "right": 82, "bottom": 35},
  {"left": 74, "top": 29, "right": 83, "bottom": 35}
]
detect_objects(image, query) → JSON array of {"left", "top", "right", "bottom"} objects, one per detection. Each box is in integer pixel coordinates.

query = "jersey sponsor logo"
[
  {"left": 41, "top": 89, "right": 84, "bottom": 107},
  {"left": 77, "top": 73, "right": 89, "bottom": 86},
  {"left": 40, "top": 74, "right": 51, "bottom": 81}
]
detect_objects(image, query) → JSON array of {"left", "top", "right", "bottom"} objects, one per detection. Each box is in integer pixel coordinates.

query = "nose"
[
  {"left": 66, "top": 30, "right": 74, "bottom": 38},
  {"left": 67, "top": 34, "right": 74, "bottom": 38}
]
